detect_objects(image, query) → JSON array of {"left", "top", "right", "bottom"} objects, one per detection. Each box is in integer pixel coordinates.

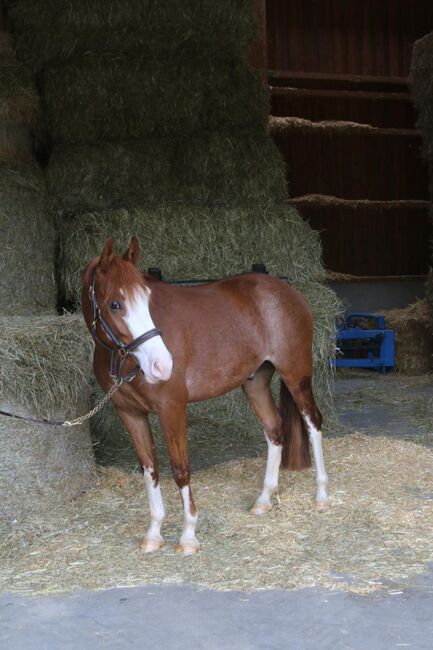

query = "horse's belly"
[{"left": 185, "top": 359, "right": 261, "bottom": 402}]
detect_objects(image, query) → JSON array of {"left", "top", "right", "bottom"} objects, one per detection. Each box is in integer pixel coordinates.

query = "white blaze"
[{"left": 123, "top": 287, "right": 173, "bottom": 383}]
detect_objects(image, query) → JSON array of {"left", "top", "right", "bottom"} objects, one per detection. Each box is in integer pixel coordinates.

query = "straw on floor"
[{"left": 1, "top": 434, "right": 432, "bottom": 596}]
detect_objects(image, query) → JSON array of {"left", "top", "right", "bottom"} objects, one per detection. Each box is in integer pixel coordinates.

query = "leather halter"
[{"left": 89, "top": 273, "right": 162, "bottom": 382}]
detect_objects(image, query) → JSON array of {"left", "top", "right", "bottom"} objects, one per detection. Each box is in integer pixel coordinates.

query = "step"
[
  {"left": 270, "top": 117, "right": 429, "bottom": 201},
  {"left": 289, "top": 194, "right": 432, "bottom": 276},
  {"left": 270, "top": 87, "right": 416, "bottom": 129},
  {"left": 269, "top": 71, "right": 410, "bottom": 93}
]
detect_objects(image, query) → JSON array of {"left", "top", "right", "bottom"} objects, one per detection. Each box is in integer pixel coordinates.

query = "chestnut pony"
[{"left": 82, "top": 238, "right": 329, "bottom": 556}]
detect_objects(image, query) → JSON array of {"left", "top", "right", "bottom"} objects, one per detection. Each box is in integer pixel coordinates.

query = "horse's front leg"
[
  {"left": 158, "top": 402, "right": 200, "bottom": 556},
  {"left": 115, "top": 408, "right": 165, "bottom": 553}
]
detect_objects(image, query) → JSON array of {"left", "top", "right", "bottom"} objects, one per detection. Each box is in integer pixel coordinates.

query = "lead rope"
[
  {"left": 62, "top": 378, "right": 124, "bottom": 427},
  {"left": 0, "top": 375, "right": 131, "bottom": 428}
]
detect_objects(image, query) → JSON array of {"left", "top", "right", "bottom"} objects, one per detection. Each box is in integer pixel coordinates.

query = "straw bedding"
[
  {"left": 381, "top": 300, "right": 433, "bottom": 375},
  {"left": 10, "top": 0, "right": 256, "bottom": 71},
  {"left": 1, "top": 434, "right": 432, "bottom": 596}
]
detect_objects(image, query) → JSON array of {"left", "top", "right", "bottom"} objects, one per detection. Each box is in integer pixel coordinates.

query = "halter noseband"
[{"left": 89, "top": 272, "right": 162, "bottom": 382}]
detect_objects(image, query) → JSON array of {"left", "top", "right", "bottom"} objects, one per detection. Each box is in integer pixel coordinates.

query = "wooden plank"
[
  {"left": 268, "top": 71, "right": 410, "bottom": 92},
  {"left": 270, "top": 87, "right": 416, "bottom": 129},
  {"left": 249, "top": 0, "right": 267, "bottom": 84},
  {"left": 290, "top": 197, "right": 432, "bottom": 275},
  {"left": 271, "top": 122, "right": 430, "bottom": 200},
  {"left": 0, "top": 0, "right": 7, "bottom": 31}
]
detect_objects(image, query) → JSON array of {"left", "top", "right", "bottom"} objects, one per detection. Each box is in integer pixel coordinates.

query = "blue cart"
[{"left": 334, "top": 312, "right": 395, "bottom": 374}]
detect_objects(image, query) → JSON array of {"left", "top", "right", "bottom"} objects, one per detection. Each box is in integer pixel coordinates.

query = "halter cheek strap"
[{"left": 89, "top": 273, "right": 162, "bottom": 382}]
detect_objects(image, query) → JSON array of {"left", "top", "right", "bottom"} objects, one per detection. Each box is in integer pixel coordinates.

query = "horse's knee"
[
  {"left": 264, "top": 418, "right": 284, "bottom": 446},
  {"left": 291, "top": 376, "right": 323, "bottom": 431},
  {"left": 172, "top": 463, "right": 190, "bottom": 488}
]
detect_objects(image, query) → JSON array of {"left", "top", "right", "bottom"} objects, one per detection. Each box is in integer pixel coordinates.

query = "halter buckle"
[{"left": 118, "top": 346, "right": 128, "bottom": 358}]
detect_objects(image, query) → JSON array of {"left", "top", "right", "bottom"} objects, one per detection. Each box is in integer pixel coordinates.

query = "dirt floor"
[{"left": 1, "top": 370, "right": 433, "bottom": 649}]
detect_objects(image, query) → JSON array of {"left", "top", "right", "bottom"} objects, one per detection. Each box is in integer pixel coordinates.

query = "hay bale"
[
  {"left": 426, "top": 269, "right": 433, "bottom": 314},
  {"left": 174, "top": 134, "right": 287, "bottom": 206},
  {"left": 2, "top": 435, "right": 433, "bottom": 595},
  {"left": 0, "top": 31, "right": 41, "bottom": 163},
  {"left": 0, "top": 163, "right": 56, "bottom": 314},
  {"left": 59, "top": 204, "right": 326, "bottom": 303},
  {"left": 47, "top": 135, "right": 286, "bottom": 219},
  {"left": 10, "top": 0, "right": 256, "bottom": 70},
  {"left": 41, "top": 56, "right": 267, "bottom": 145},
  {"left": 0, "top": 314, "right": 96, "bottom": 523},
  {"left": 381, "top": 300, "right": 433, "bottom": 374},
  {"left": 410, "top": 32, "right": 433, "bottom": 165},
  {"left": 47, "top": 142, "right": 178, "bottom": 219}
]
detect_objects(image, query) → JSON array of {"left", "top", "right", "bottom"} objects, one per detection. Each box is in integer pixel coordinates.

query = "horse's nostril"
[{"left": 151, "top": 359, "right": 163, "bottom": 379}]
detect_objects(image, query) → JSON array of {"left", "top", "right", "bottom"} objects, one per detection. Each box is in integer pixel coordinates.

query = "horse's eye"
[{"left": 109, "top": 301, "right": 122, "bottom": 311}]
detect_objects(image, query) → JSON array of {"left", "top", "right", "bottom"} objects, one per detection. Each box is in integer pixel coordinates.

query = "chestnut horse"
[{"left": 82, "top": 238, "right": 329, "bottom": 556}]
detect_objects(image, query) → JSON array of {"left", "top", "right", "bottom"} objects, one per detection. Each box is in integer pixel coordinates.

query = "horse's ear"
[
  {"left": 81, "top": 257, "right": 99, "bottom": 287},
  {"left": 123, "top": 237, "right": 140, "bottom": 266},
  {"left": 99, "top": 239, "right": 115, "bottom": 272}
]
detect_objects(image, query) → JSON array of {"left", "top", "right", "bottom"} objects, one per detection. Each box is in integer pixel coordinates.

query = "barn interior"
[{"left": 0, "top": 1, "right": 433, "bottom": 642}]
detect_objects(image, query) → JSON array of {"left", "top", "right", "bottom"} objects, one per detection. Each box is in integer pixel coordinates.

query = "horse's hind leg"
[
  {"left": 242, "top": 362, "right": 283, "bottom": 515},
  {"left": 283, "top": 375, "right": 330, "bottom": 511}
]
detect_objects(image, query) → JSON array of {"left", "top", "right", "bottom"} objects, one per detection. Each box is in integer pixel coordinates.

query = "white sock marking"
[
  {"left": 302, "top": 413, "right": 329, "bottom": 504},
  {"left": 255, "top": 434, "right": 282, "bottom": 508},
  {"left": 179, "top": 485, "right": 198, "bottom": 548},
  {"left": 143, "top": 467, "right": 165, "bottom": 542}
]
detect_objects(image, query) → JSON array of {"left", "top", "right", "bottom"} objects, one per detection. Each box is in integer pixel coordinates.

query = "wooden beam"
[
  {"left": 0, "top": 0, "right": 8, "bottom": 32},
  {"left": 249, "top": 0, "right": 268, "bottom": 83}
]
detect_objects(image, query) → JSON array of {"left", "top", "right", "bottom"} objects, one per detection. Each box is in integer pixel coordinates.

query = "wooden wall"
[
  {"left": 267, "top": 0, "right": 433, "bottom": 77},
  {"left": 266, "top": 0, "right": 433, "bottom": 277}
]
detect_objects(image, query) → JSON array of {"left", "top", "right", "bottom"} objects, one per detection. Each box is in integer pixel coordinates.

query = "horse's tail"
[{"left": 280, "top": 381, "right": 311, "bottom": 471}]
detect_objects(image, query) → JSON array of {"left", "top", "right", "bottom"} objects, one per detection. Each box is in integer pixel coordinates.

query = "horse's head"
[{"left": 82, "top": 238, "right": 173, "bottom": 384}]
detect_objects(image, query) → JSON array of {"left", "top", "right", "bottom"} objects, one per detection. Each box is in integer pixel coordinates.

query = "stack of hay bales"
[
  {"left": 10, "top": 1, "right": 340, "bottom": 460},
  {"left": 381, "top": 301, "right": 433, "bottom": 374},
  {"left": 0, "top": 31, "right": 95, "bottom": 526},
  {"left": 0, "top": 32, "right": 54, "bottom": 314},
  {"left": 411, "top": 32, "right": 433, "bottom": 316}
]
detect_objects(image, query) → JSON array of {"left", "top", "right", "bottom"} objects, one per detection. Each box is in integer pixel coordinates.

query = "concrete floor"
[{"left": 1, "top": 373, "right": 433, "bottom": 650}]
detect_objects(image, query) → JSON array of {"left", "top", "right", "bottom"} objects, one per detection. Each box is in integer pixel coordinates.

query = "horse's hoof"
[
  {"left": 140, "top": 536, "right": 164, "bottom": 553},
  {"left": 315, "top": 499, "right": 331, "bottom": 512},
  {"left": 250, "top": 501, "right": 272, "bottom": 516},
  {"left": 176, "top": 541, "right": 200, "bottom": 556}
]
